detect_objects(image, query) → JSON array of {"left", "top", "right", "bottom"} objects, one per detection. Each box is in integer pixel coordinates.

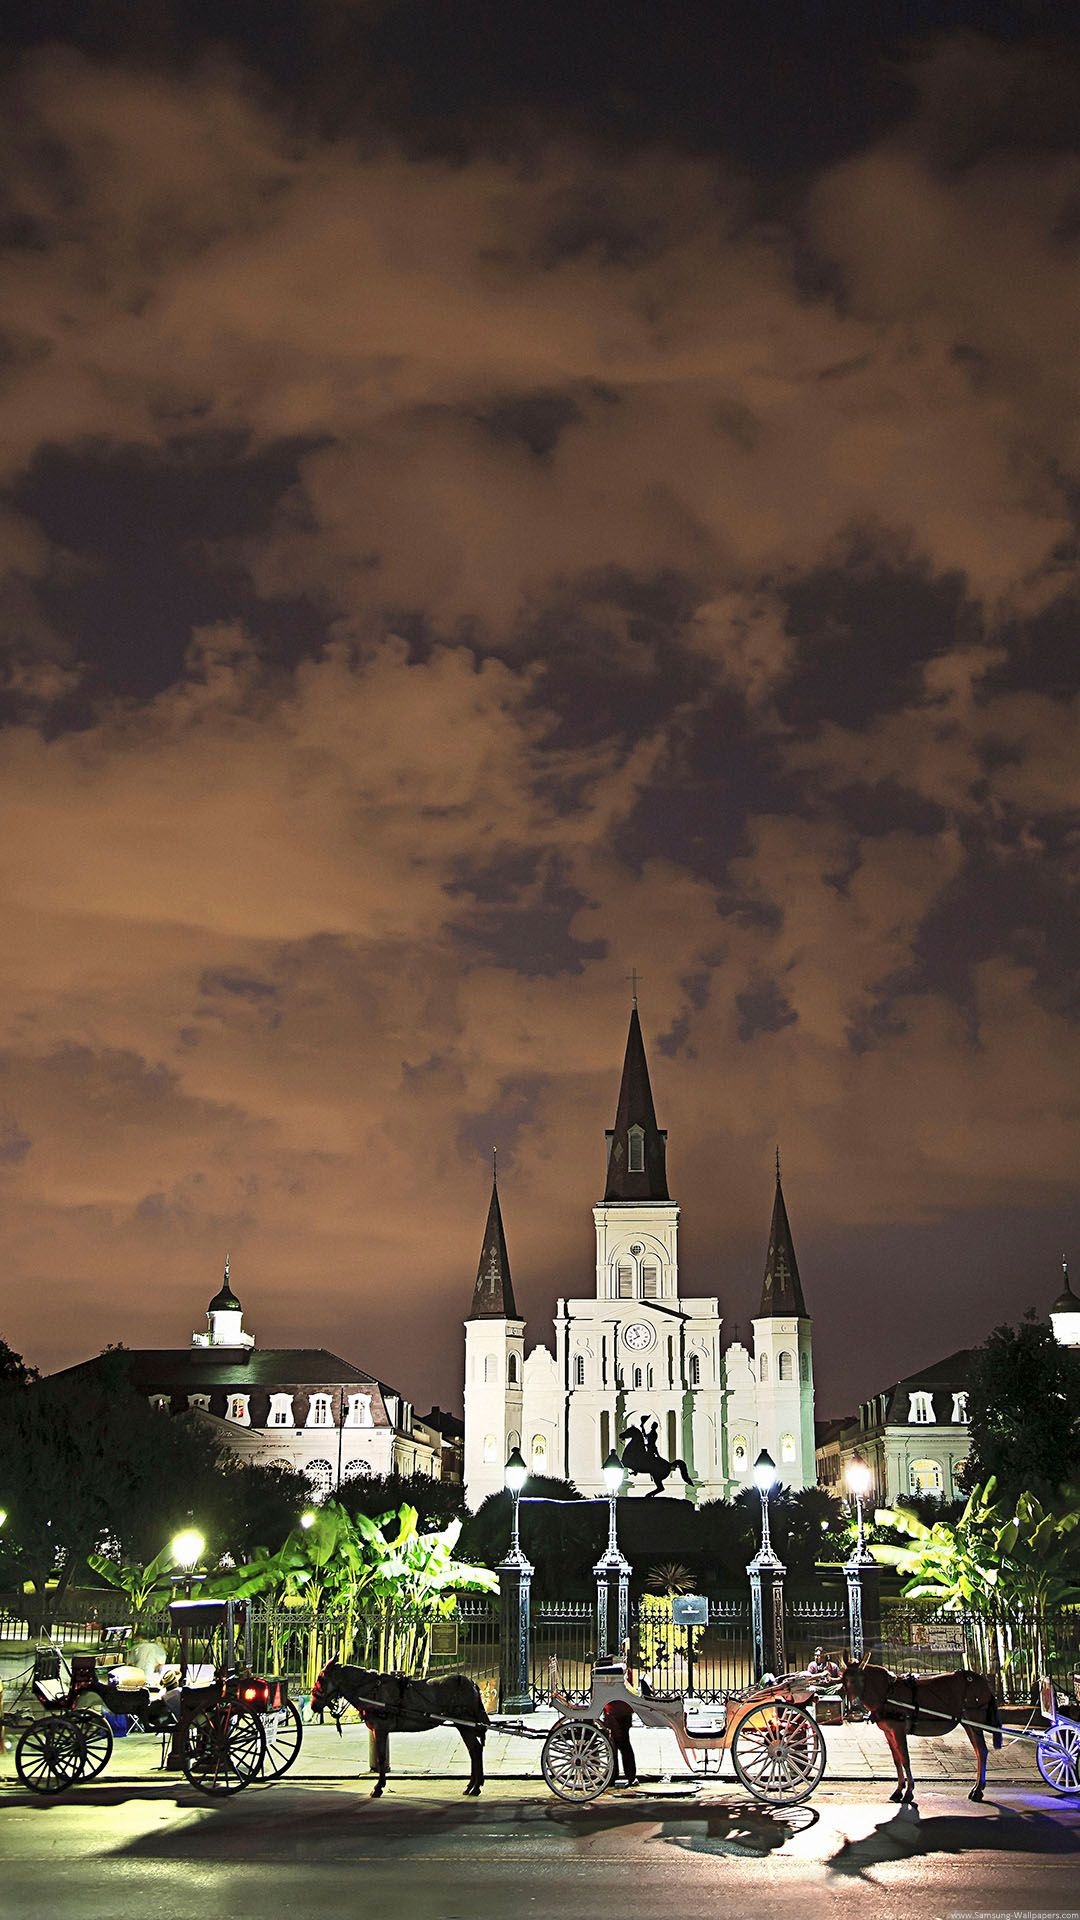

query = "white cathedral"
[{"left": 463, "top": 1006, "right": 816, "bottom": 1511}]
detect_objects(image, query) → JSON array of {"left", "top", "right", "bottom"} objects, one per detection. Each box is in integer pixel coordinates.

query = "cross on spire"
[{"left": 626, "top": 967, "right": 642, "bottom": 1008}]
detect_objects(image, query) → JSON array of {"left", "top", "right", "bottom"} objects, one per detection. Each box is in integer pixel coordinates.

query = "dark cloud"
[{"left": 0, "top": 22, "right": 1078, "bottom": 1420}]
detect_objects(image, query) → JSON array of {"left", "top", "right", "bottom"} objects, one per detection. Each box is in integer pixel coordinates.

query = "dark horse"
[
  {"left": 311, "top": 1662, "right": 489, "bottom": 1797},
  {"left": 842, "top": 1658, "right": 1002, "bottom": 1803},
  {"left": 619, "top": 1419, "right": 693, "bottom": 1497}
]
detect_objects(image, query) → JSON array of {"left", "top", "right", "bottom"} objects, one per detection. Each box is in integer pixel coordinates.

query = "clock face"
[{"left": 623, "top": 1321, "right": 655, "bottom": 1352}]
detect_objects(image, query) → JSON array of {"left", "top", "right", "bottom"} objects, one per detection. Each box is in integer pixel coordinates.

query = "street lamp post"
[
  {"left": 165, "top": 1526, "right": 205, "bottom": 1770},
  {"left": 593, "top": 1449, "right": 631, "bottom": 1661},
  {"left": 498, "top": 1448, "right": 534, "bottom": 1714},
  {"left": 747, "top": 1450, "right": 787, "bottom": 1680},
  {"left": 843, "top": 1454, "right": 880, "bottom": 1662}
]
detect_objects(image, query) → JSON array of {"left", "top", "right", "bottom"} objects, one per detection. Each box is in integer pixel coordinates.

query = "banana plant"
[{"left": 86, "top": 1540, "right": 179, "bottom": 1627}]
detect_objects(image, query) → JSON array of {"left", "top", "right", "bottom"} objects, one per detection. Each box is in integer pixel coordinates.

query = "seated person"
[{"left": 806, "top": 1647, "right": 841, "bottom": 1683}]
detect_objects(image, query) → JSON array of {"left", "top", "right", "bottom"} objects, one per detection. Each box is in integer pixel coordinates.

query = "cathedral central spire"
[
  {"left": 759, "top": 1158, "right": 808, "bottom": 1317},
  {"left": 603, "top": 1004, "right": 670, "bottom": 1202},
  {"left": 468, "top": 1168, "right": 518, "bottom": 1319}
]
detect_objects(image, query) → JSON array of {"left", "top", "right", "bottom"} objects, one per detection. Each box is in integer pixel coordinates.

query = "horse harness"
[{"left": 877, "top": 1672, "right": 969, "bottom": 1738}]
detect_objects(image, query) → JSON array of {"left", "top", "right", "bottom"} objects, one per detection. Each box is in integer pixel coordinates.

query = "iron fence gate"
[
  {"left": 530, "top": 1601, "right": 594, "bottom": 1704},
  {"left": 785, "top": 1600, "right": 848, "bottom": 1674},
  {"left": 632, "top": 1597, "right": 752, "bottom": 1700}
]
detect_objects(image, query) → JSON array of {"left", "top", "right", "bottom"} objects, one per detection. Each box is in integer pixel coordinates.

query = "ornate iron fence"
[
  {"left": 785, "top": 1599, "right": 848, "bottom": 1674},
  {"left": 881, "top": 1601, "right": 1080, "bottom": 1703}
]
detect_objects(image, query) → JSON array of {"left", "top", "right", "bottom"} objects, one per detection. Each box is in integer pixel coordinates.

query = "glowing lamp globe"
[
  {"left": 504, "top": 1448, "right": 528, "bottom": 1496},
  {"left": 752, "top": 1449, "right": 778, "bottom": 1496},
  {"left": 601, "top": 1449, "right": 625, "bottom": 1496},
  {"left": 171, "top": 1527, "right": 205, "bottom": 1572},
  {"left": 845, "top": 1456, "right": 872, "bottom": 1500},
  {"left": 299, "top": 1510, "right": 317, "bottom": 1530}
]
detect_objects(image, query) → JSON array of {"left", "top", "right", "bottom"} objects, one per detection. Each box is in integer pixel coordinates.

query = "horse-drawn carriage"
[
  {"left": 15, "top": 1598, "right": 302, "bottom": 1797},
  {"left": 539, "top": 1659, "right": 828, "bottom": 1805}
]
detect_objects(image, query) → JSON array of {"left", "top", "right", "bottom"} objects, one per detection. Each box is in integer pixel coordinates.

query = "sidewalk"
[{"left": 0, "top": 1708, "right": 1046, "bottom": 1788}]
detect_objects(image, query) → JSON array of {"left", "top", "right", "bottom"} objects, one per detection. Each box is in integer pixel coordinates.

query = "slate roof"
[
  {"left": 758, "top": 1166, "right": 808, "bottom": 1317},
  {"left": 53, "top": 1347, "right": 380, "bottom": 1390},
  {"left": 603, "top": 1006, "right": 670, "bottom": 1202},
  {"left": 468, "top": 1175, "right": 519, "bottom": 1319},
  {"left": 861, "top": 1347, "right": 975, "bottom": 1427}
]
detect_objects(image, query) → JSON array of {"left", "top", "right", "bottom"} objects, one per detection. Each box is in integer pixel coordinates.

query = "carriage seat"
[{"left": 32, "top": 1676, "right": 68, "bottom": 1705}]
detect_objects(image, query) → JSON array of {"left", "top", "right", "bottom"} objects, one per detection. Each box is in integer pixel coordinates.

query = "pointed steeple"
[
  {"left": 759, "top": 1157, "right": 808, "bottom": 1317},
  {"left": 468, "top": 1165, "right": 519, "bottom": 1319},
  {"left": 603, "top": 1005, "right": 669, "bottom": 1202}
]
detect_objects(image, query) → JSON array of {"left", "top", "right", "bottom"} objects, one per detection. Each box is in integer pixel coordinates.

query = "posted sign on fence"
[{"left": 672, "top": 1595, "right": 709, "bottom": 1628}]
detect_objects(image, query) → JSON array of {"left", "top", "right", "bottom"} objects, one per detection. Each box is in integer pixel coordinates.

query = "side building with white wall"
[{"left": 52, "top": 1264, "right": 438, "bottom": 1498}]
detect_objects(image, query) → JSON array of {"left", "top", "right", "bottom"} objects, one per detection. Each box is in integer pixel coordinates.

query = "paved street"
[{"left": 2, "top": 1721, "right": 1079, "bottom": 1920}]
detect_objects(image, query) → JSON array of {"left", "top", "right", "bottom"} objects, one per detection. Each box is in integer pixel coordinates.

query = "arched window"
[
  {"left": 780, "top": 1433, "right": 796, "bottom": 1463},
  {"left": 633, "top": 1366, "right": 643, "bottom": 1389},
  {"left": 307, "top": 1393, "right": 332, "bottom": 1427},
  {"left": 507, "top": 1429, "right": 520, "bottom": 1452},
  {"left": 227, "top": 1393, "right": 250, "bottom": 1425},
  {"left": 531, "top": 1434, "right": 547, "bottom": 1468},
  {"left": 689, "top": 1354, "right": 701, "bottom": 1387},
  {"left": 267, "top": 1457, "right": 293, "bottom": 1473},
  {"left": 642, "top": 1263, "right": 659, "bottom": 1299},
  {"left": 507, "top": 1353, "right": 519, "bottom": 1385},
  {"left": 269, "top": 1394, "right": 293, "bottom": 1427},
  {"left": 800, "top": 1351, "right": 810, "bottom": 1382},
  {"left": 759, "top": 1353, "right": 769, "bottom": 1383},
  {"left": 616, "top": 1261, "right": 633, "bottom": 1299},
  {"left": 628, "top": 1125, "right": 645, "bottom": 1173},
  {"left": 951, "top": 1392, "right": 969, "bottom": 1423},
  {"left": 573, "top": 1354, "right": 586, "bottom": 1387},
  {"left": 484, "top": 1354, "right": 496, "bottom": 1383},
  {"left": 779, "top": 1351, "right": 794, "bottom": 1383},
  {"left": 343, "top": 1458, "right": 371, "bottom": 1480},
  {"left": 305, "top": 1459, "right": 333, "bottom": 1499},
  {"left": 732, "top": 1435, "right": 748, "bottom": 1473},
  {"left": 482, "top": 1433, "right": 497, "bottom": 1464},
  {"left": 909, "top": 1458, "right": 944, "bottom": 1495}
]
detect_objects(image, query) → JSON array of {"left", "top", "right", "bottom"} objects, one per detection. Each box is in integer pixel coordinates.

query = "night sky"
[{"left": 1, "top": 2, "right": 1079, "bottom": 1421}]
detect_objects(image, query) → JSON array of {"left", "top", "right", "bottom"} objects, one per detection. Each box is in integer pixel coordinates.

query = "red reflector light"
[{"left": 240, "top": 1681, "right": 269, "bottom": 1705}]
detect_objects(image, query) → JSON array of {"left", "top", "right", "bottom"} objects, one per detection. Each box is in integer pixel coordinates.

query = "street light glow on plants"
[
  {"left": 299, "top": 1509, "right": 317, "bottom": 1530},
  {"left": 171, "top": 1527, "right": 205, "bottom": 1571}
]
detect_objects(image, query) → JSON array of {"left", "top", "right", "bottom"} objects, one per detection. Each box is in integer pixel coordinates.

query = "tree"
[
  {"left": 965, "top": 1316, "right": 1080, "bottom": 1497},
  {"left": 0, "top": 1338, "right": 38, "bottom": 1391},
  {"left": 336, "top": 1469, "right": 465, "bottom": 1534}
]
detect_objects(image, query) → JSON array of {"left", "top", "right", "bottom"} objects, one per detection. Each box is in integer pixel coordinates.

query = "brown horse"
[
  {"left": 311, "top": 1661, "right": 489, "bottom": 1797},
  {"left": 842, "top": 1658, "right": 1002, "bottom": 1803}
]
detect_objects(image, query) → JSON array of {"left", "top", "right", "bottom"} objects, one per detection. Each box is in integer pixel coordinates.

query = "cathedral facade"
[{"left": 463, "top": 1007, "right": 816, "bottom": 1511}]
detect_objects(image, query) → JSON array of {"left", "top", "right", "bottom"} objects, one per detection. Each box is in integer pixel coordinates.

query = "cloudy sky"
[{"left": 1, "top": 2, "right": 1078, "bottom": 1419}]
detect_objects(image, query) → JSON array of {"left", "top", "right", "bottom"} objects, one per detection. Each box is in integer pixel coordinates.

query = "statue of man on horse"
[{"left": 619, "top": 1415, "right": 694, "bottom": 1497}]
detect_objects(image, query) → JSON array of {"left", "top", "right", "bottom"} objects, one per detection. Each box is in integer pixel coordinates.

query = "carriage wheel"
[
  {"left": 731, "top": 1701, "right": 826, "bottom": 1806},
  {"left": 15, "top": 1716, "right": 88, "bottom": 1795},
  {"left": 259, "top": 1701, "right": 304, "bottom": 1780},
  {"left": 1037, "top": 1723, "right": 1080, "bottom": 1795},
  {"left": 182, "top": 1703, "right": 266, "bottom": 1797},
  {"left": 71, "top": 1710, "right": 114, "bottom": 1781},
  {"left": 541, "top": 1719, "right": 616, "bottom": 1802}
]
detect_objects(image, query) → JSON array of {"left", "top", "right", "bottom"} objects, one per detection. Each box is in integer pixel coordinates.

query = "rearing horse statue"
[{"left": 620, "top": 1418, "right": 694, "bottom": 1497}]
